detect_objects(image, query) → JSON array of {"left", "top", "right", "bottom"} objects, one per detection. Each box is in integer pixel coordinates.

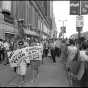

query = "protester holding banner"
[{"left": 17, "top": 56, "right": 27, "bottom": 83}]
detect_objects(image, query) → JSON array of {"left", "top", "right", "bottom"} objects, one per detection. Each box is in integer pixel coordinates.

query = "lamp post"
[{"left": 76, "top": 0, "right": 83, "bottom": 50}]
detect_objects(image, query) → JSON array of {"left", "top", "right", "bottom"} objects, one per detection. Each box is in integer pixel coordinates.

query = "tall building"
[
  {"left": 0, "top": 1, "right": 54, "bottom": 40},
  {"left": 0, "top": 1, "right": 17, "bottom": 40},
  {"left": 50, "top": 1, "right": 57, "bottom": 39}
]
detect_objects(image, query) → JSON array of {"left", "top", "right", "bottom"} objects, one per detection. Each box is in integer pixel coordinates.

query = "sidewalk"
[
  {"left": 22, "top": 57, "right": 69, "bottom": 87},
  {"left": 0, "top": 57, "right": 69, "bottom": 87},
  {"left": 0, "top": 64, "right": 18, "bottom": 87}
]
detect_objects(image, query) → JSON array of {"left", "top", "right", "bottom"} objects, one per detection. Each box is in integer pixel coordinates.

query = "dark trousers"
[
  {"left": 55, "top": 47, "right": 61, "bottom": 57},
  {"left": 43, "top": 49, "right": 48, "bottom": 57},
  {"left": 0, "top": 49, "right": 4, "bottom": 62},
  {"left": 51, "top": 49, "right": 56, "bottom": 63}
]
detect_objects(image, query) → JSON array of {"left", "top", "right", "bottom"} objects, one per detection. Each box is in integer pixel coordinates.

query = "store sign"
[
  {"left": 70, "top": 1, "right": 80, "bottom": 15},
  {"left": 81, "top": 1, "right": 88, "bottom": 15},
  {"left": 70, "top": 1, "right": 88, "bottom": 15},
  {"left": 76, "top": 15, "right": 84, "bottom": 27}
]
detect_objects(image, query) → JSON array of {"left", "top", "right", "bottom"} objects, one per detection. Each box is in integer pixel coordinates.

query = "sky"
[{"left": 53, "top": 1, "right": 88, "bottom": 38}]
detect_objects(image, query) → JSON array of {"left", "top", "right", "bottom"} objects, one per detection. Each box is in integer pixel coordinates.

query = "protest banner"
[
  {"left": 7, "top": 45, "right": 43, "bottom": 67},
  {"left": 7, "top": 48, "right": 28, "bottom": 67}
]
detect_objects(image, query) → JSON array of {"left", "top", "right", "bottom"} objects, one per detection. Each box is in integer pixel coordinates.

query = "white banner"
[
  {"left": 7, "top": 45, "right": 43, "bottom": 67},
  {"left": 76, "top": 15, "right": 84, "bottom": 27}
]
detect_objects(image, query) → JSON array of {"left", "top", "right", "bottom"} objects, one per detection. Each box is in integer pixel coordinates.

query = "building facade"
[
  {"left": 50, "top": 1, "right": 57, "bottom": 39},
  {"left": 0, "top": 1, "right": 54, "bottom": 40}
]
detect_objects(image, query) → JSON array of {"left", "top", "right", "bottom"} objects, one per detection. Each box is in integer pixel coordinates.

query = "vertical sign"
[
  {"left": 76, "top": 15, "right": 83, "bottom": 32},
  {"left": 70, "top": 1, "right": 80, "bottom": 15},
  {"left": 76, "top": 15, "right": 83, "bottom": 27},
  {"left": 81, "top": 0, "right": 88, "bottom": 15}
]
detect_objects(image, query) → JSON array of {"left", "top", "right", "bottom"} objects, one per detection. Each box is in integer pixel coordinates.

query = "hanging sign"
[
  {"left": 76, "top": 15, "right": 84, "bottom": 28},
  {"left": 81, "top": 1, "right": 88, "bottom": 15},
  {"left": 70, "top": 1, "right": 80, "bottom": 15}
]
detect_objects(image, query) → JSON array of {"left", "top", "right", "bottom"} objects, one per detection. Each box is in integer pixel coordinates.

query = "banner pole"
[{"left": 78, "top": 0, "right": 81, "bottom": 50}]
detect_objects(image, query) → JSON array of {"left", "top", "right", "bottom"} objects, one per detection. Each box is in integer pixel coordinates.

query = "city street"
[
  {"left": 23, "top": 57, "right": 69, "bottom": 87},
  {"left": 6, "top": 57, "right": 69, "bottom": 87},
  {"left": 36, "top": 57, "right": 69, "bottom": 87},
  {"left": 0, "top": 0, "right": 88, "bottom": 87}
]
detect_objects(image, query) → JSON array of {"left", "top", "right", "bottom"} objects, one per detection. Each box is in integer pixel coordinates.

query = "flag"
[
  {"left": 81, "top": 0, "right": 88, "bottom": 15},
  {"left": 70, "top": 0, "right": 80, "bottom": 15}
]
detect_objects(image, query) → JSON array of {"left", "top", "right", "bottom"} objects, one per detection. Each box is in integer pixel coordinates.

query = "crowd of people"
[
  {"left": 58, "top": 37, "right": 88, "bottom": 87},
  {"left": 0, "top": 34, "right": 88, "bottom": 87},
  {"left": 0, "top": 36, "right": 43, "bottom": 65},
  {"left": 42, "top": 37, "right": 88, "bottom": 87}
]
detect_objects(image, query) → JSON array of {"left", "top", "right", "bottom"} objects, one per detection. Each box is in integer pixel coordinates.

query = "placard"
[{"left": 7, "top": 45, "right": 43, "bottom": 67}]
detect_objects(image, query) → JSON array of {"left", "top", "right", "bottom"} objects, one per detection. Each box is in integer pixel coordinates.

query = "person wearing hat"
[
  {"left": 16, "top": 40, "right": 27, "bottom": 83},
  {"left": 17, "top": 40, "right": 24, "bottom": 49}
]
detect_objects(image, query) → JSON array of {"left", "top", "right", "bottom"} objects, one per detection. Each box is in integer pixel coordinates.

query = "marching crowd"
[
  {"left": 0, "top": 36, "right": 88, "bottom": 87},
  {"left": 42, "top": 37, "right": 88, "bottom": 87}
]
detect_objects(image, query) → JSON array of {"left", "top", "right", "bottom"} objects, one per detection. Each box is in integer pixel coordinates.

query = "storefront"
[
  {"left": 23, "top": 27, "right": 40, "bottom": 42},
  {"left": 0, "top": 21, "right": 18, "bottom": 40}
]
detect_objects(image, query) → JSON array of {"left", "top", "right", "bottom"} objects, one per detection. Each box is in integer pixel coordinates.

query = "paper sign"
[{"left": 7, "top": 45, "right": 43, "bottom": 67}]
